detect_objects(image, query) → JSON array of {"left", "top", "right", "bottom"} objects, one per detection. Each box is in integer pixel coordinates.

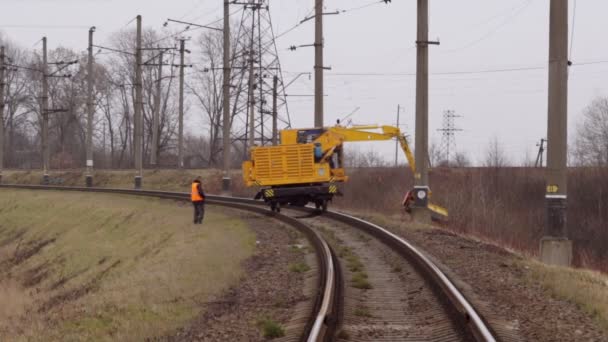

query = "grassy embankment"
[{"left": 0, "top": 189, "right": 255, "bottom": 341}]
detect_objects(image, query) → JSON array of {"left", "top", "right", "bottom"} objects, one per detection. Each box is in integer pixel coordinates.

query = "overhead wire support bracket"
[
  {"left": 416, "top": 40, "right": 440, "bottom": 46},
  {"left": 93, "top": 45, "right": 136, "bottom": 56},
  {"left": 165, "top": 19, "right": 223, "bottom": 32},
  {"left": 300, "top": 11, "right": 340, "bottom": 24}
]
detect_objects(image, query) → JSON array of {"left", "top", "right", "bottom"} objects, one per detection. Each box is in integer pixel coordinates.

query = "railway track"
[{"left": 0, "top": 184, "right": 497, "bottom": 342}]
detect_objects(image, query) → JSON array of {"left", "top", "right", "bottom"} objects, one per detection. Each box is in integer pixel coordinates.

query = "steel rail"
[{"left": 0, "top": 185, "right": 338, "bottom": 342}]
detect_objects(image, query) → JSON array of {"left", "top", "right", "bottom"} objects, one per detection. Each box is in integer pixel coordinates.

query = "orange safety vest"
[{"left": 191, "top": 183, "right": 204, "bottom": 202}]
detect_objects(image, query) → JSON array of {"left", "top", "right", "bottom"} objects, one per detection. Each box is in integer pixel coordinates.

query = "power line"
[
  {"left": 569, "top": 0, "right": 578, "bottom": 62},
  {"left": 442, "top": 0, "right": 534, "bottom": 54},
  {"left": 0, "top": 24, "right": 90, "bottom": 29},
  {"left": 153, "top": 8, "right": 242, "bottom": 45},
  {"left": 337, "top": 0, "right": 386, "bottom": 14},
  {"left": 323, "top": 60, "right": 608, "bottom": 77}
]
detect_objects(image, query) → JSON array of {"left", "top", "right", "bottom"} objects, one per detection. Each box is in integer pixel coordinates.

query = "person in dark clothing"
[{"left": 191, "top": 177, "right": 206, "bottom": 224}]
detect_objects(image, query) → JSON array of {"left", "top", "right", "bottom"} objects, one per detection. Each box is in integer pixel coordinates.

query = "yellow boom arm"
[{"left": 315, "top": 125, "right": 416, "bottom": 173}]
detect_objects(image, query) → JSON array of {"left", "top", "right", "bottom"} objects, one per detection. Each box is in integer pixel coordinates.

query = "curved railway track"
[{"left": 0, "top": 184, "right": 497, "bottom": 342}]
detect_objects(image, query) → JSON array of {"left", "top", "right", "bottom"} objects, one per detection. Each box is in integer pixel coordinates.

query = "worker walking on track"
[{"left": 191, "top": 177, "right": 206, "bottom": 224}]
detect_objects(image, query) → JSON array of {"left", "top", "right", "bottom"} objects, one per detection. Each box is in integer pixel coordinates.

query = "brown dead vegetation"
[{"left": 334, "top": 167, "right": 608, "bottom": 273}]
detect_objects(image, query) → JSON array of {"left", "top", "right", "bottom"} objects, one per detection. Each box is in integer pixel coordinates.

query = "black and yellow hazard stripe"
[
  {"left": 328, "top": 185, "right": 338, "bottom": 194},
  {"left": 264, "top": 189, "right": 275, "bottom": 198}
]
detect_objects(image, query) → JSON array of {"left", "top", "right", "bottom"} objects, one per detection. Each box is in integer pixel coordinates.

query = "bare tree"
[
  {"left": 574, "top": 97, "right": 608, "bottom": 166},
  {"left": 188, "top": 21, "right": 249, "bottom": 167},
  {"left": 484, "top": 137, "right": 509, "bottom": 167},
  {"left": 453, "top": 151, "right": 471, "bottom": 167},
  {"left": 0, "top": 35, "right": 35, "bottom": 168}
]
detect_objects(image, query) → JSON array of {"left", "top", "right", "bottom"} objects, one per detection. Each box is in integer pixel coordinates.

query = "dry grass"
[
  {"left": 331, "top": 167, "right": 608, "bottom": 273},
  {"left": 0, "top": 189, "right": 256, "bottom": 341},
  {"left": 524, "top": 260, "right": 608, "bottom": 330}
]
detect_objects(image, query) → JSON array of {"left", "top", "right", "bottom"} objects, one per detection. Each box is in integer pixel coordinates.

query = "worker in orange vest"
[{"left": 191, "top": 177, "right": 206, "bottom": 224}]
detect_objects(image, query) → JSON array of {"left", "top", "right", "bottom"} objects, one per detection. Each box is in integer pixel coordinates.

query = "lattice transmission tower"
[
  {"left": 231, "top": 0, "right": 291, "bottom": 156},
  {"left": 437, "top": 110, "right": 462, "bottom": 165}
]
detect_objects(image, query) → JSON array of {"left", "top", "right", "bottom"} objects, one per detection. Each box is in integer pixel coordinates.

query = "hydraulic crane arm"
[
  {"left": 316, "top": 125, "right": 416, "bottom": 172},
  {"left": 314, "top": 124, "right": 447, "bottom": 219}
]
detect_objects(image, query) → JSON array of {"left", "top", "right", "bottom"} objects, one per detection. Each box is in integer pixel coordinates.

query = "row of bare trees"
[
  {"left": 1, "top": 24, "right": 607, "bottom": 170},
  {"left": 0, "top": 22, "right": 253, "bottom": 171}
]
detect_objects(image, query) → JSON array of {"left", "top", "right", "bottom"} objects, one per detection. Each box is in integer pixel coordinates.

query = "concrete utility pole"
[
  {"left": 542, "top": 0, "right": 572, "bottom": 266},
  {"left": 221, "top": 0, "right": 232, "bottom": 193},
  {"left": 314, "top": 0, "right": 324, "bottom": 128},
  {"left": 85, "top": 27, "right": 95, "bottom": 187},
  {"left": 247, "top": 13, "right": 256, "bottom": 150},
  {"left": 41, "top": 37, "right": 50, "bottom": 185},
  {"left": 395, "top": 104, "right": 401, "bottom": 167},
  {"left": 272, "top": 75, "right": 278, "bottom": 145},
  {"left": 412, "top": 0, "right": 433, "bottom": 222},
  {"left": 178, "top": 39, "right": 186, "bottom": 169},
  {"left": 0, "top": 46, "right": 5, "bottom": 184},
  {"left": 151, "top": 49, "right": 163, "bottom": 167},
  {"left": 134, "top": 15, "right": 143, "bottom": 189}
]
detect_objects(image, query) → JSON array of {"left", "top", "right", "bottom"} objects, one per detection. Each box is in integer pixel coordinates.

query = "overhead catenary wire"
[
  {"left": 337, "top": 0, "right": 386, "bottom": 14},
  {"left": 321, "top": 60, "right": 608, "bottom": 77},
  {"left": 441, "top": 0, "right": 534, "bottom": 54},
  {"left": 151, "top": 8, "right": 242, "bottom": 45},
  {"left": 569, "top": 0, "right": 578, "bottom": 62}
]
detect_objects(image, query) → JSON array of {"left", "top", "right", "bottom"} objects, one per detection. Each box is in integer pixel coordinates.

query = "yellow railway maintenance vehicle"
[{"left": 242, "top": 124, "right": 447, "bottom": 217}]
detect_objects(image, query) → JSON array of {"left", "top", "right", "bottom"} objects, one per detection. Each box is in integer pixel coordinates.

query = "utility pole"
[
  {"left": 314, "top": 0, "right": 324, "bottom": 128},
  {"left": 541, "top": 0, "right": 572, "bottom": 266},
  {"left": 102, "top": 121, "right": 106, "bottom": 169},
  {"left": 85, "top": 27, "right": 95, "bottom": 187},
  {"left": 272, "top": 75, "right": 278, "bottom": 145},
  {"left": 412, "top": 0, "right": 438, "bottom": 222},
  {"left": 221, "top": 0, "right": 232, "bottom": 193},
  {"left": 0, "top": 46, "right": 5, "bottom": 184},
  {"left": 256, "top": 7, "right": 265, "bottom": 146},
  {"left": 178, "top": 39, "right": 185, "bottom": 169},
  {"left": 134, "top": 15, "right": 143, "bottom": 189},
  {"left": 151, "top": 49, "right": 163, "bottom": 167},
  {"left": 247, "top": 13, "right": 256, "bottom": 150},
  {"left": 41, "top": 37, "right": 50, "bottom": 185}
]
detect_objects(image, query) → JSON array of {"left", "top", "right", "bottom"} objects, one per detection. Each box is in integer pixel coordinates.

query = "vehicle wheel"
[
  {"left": 321, "top": 199, "right": 328, "bottom": 213},
  {"left": 276, "top": 202, "right": 281, "bottom": 213},
  {"left": 315, "top": 201, "right": 321, "bottom": 210},
  {"left": 270, "top": 202, "right": 277, "bottom": 212}
]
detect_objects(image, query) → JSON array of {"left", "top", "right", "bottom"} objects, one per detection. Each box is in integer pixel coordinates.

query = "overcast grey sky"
[{"left": 1, "top": 0, "right": 607, "bottom": 165}]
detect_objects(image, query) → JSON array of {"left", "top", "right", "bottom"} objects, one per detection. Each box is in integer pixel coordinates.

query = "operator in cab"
[
  {"left": 191, "top": 177, "right": 206, "bottom": 224},
  {"left": 314, "top": 142, "right": 323, "bottom": 162}
]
